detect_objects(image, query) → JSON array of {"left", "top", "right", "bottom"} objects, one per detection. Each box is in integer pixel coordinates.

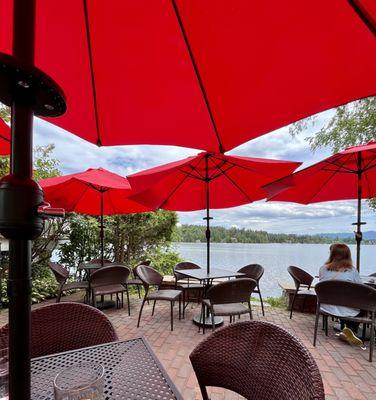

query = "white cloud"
[{"left": 32, "top": 108, "right": 373, "bottom": 235}]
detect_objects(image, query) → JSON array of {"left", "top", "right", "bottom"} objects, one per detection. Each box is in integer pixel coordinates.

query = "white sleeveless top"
[{"left": 318, "top": 265, "right": 362, "bottom": 317}]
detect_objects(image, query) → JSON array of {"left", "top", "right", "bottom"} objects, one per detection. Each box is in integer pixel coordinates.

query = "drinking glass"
[
  {"left": 53, "top": 363, "right": 104, "bottom": 400},
  {"left": 0, "top": 347, "right": 8, "bottom": 400}
]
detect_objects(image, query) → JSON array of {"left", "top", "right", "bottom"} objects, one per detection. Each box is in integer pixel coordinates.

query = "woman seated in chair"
[{"left": 319, "top": 243, "right": 364, "bottom": 347}]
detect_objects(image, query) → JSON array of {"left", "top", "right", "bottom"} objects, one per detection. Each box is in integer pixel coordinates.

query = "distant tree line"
[{"left": 174, "top": 224, "right": 374, "bottom": 245}]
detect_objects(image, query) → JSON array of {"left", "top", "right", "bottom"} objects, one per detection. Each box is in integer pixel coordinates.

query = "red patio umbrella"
[
  {"left": 128, "top": 152, "right": 301, "bottom": 272},
  {"left": 0, "top": 118, "right": 10, "bottom": 156},
  {"left": 0, "top": 1, "right": 375, "bottom": 398},
  {"left": 0, "top": 1, "right": 375, "bottom": 152},
  {"left": 40, "top": 168, "right": 151, "bottom": 264},
  {"left": 263, "top": 141, "right": 376, "bottom": 270}
]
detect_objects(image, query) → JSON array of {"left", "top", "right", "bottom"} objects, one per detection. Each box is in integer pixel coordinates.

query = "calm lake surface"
[{"left": 174, "top": 242, "right": 376, "bottom": 298}]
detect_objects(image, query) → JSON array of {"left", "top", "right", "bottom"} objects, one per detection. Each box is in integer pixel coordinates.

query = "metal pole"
[
  {"left": 8, "top": 1, "right": 36, "bottom": 398},
  {"left": 100, "top": 192, "right": 104, "bottom": 266},
  {"left": 355, "top": 153, "right": 363, "bottom": 271},
  {"left": 203, "top": 155, "right": 212, "bottom": 274}
]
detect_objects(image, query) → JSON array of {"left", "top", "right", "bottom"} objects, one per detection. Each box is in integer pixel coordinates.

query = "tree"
[
  {"left": 290, "top": 96, "right": 376, "bottom": 209},
  {"left": 290, "top": 97, "right": 376, "bottom": 152}
]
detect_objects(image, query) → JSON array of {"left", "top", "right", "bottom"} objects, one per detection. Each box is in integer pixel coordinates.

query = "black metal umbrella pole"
[{"left": 0, "top": 1, "right": 66, "bottom": 398}]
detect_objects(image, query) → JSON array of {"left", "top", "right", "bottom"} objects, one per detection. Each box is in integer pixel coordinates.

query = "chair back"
[
  {"left": 190, "top": 321, "right": 324, "bottom": 400},
  {"left": 90, "top": 265, "right": 130, "bottom": 289},
  {"left": 133, "top": 260, "right": 151, "bottom": 278},
  {"left": 206, "top": 278, "right": 257, "bottom": 305},
  {"left": 174, "top": 261, "right": 201, "bottom": 282},
  {"left": 315, "top": 280, "right": 376, "bottom": 312},
  {"left": 369, "top": 272, "right": 376, "bottom": 278},
  {"left": 288, "top": 266, "right": 314, "bottom": 289},
  {"left": 237, "top": 264, "right": 264, "bottom": 282},
  {"left": 136, "top": 265, "right": 163, "bottom": 288},
  {"left": 0, "top": 303, "right": 118, "bottom": 358},
  {"left": 49, "top": 262, "right": 69, "bottom": 285}
]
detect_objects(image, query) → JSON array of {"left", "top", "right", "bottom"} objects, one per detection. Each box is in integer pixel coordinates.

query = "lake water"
[{"left": 174, "top": 242, "right": 376, "bottom": 298}]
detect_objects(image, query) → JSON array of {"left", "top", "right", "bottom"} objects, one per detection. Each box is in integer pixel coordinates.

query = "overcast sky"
[{"left": 32, "top": 109, "right": 375, "bottom": 235}]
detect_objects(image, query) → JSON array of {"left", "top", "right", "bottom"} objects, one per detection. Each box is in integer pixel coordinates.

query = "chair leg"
[
  {"left": 199, "top": 383, "right": 209, "bottom": 400},
  {"left": 248, "top": 300, "right": 253, "bottom": 320},
  {"left": 56, "top": 286, "right": 63, "bottom": 303},
  {"left": 137, "top": 299, "right": 146, "bottom": 328},
  {"left": 178, "top": 295, "right": 181, "bottom": 320},
  {"left": 137, "top": 285, "right": 141, "bottom": 299},
  {"left": 369, "top": 315, "right": 375, "bottom": 362},
  {"left": 325, "top": 315, "right": 328, "bottom": 336},
  {"left": 258, "top": 287, "right": 265, "bottom": 316},
  {"left": 152, "top": 300, "right": 157, "bottom": 316},
  {"left": 200, "top": 303, "right": 205, "bottom": 334},
  {"left": 170, "top": 301, "right": 174, "bottom": 331},
  {"left": 125, "top": 285, "right": 131, "bottom": 316},
  {"left": 182, "top": 290, "right": 185, "bottom": 319},
  {"left": 211, "top": 309, "right": 215, "bottom": 331},
  {"left": 290, "top": 290, "right": 298, "bottom": 319},
  {"left": 313, "top": 307, "right": 320, "bottom": 347}
]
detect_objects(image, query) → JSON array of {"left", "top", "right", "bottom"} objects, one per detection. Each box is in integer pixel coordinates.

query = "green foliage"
[
  {"left": 266, "top": 296, "right": 288, "bottom": 309},
  {"left": 147, "top": 246, "right": 182, "bottom": 276},
  {"left": 59, "top": 214, "right": 103, "bottom": 267},
  {"left": 175, "top": 224, "right": 361, "bottom": 244},
  {"left": 31, "top": 274, "right": 58, "bottom": 304},
  {"left": 290, "top": 97, "right": 376, "bottom": 210}
]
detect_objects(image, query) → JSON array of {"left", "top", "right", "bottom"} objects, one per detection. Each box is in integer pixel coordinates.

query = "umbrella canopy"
[
  {"left": 128, "top": 152, "right": 301, "bottom": 271},
  {"left": 40, "top": 167, "right": 151, "bottom": 263},
  {"left": 0, "top": 118, "right": 10, "bottom": 156},
  {"left": 263, "top": 141, "right": 376, "bottom": 270},
  {"left": 0, "top": 1, "right": 375, "bottom": 152}
]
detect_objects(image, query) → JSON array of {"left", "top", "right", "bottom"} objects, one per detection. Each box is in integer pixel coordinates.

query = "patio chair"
[
  {"left": 0, "top": 302, "right": 118, "bottom": 358},
  {"left": 200, "top": 278, "right": 257, "bottom": 334},
  {"left": 174, "top": 261, "right": 203, "bottom": 317},
  {"left": 190, "top": 320, "right": 324, "bottom": 400},
  {"left": 136, "top": 264, "right": 182, "bottom": 331},
  {"left": 287, "top": 266, "right": 316, "bottom": 319},
  {"left": 89, "top": 258, "right": 113, "bottom": 264},
  {"left": 49, "top": 262, "right": 89, "bottom": 303},
  {"left": 126, "top": 260, "right": 151, "bottom": 299},
  {"left": 237, "top": 264, "right": 265, "bottom": 316},
  {"left": 90, "top": 265, "right": 131, "bottom": 315},
  {"left": 313, "top": 280, "right": 376, "bottom": 362}
]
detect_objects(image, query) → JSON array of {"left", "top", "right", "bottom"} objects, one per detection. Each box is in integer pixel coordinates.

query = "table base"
[
  {"left": 192, "top": 314, "right": 224, "bottom": 328},
  {"left": 96, "top": 300, "right": 116, "bottom": 310}
]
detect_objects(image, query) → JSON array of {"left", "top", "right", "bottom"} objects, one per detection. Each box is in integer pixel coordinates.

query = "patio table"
[
  {"left": 177, "top": 268, "right": 245, "bottom": 327},
  {"left": 31, "top": 337, "right": 182, "bottom": 400}
]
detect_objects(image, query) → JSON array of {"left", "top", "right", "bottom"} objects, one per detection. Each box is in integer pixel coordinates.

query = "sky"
[{"left": 32, "top": 110, "right": 376, "bottom": 235}]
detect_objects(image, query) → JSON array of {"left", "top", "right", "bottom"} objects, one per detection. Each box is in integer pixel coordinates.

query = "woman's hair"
[{"left": 325, "top": 243, "right": 353, "bottom": 271}]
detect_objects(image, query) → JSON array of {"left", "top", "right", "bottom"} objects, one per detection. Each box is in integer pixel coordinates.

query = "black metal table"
[
  {"left": 31, "top": 338, "right": 182, "bottom": 400},
  {"left": 178, "top": 268, "right": 245, "bottom": 327}
]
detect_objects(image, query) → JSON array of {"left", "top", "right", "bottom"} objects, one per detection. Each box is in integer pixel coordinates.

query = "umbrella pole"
[
  {"left": 100, "top": 192, "right": 104, "bottom": 266},
  {"left": 353, "top": 155, "right": 364, "bottom": 271},
  {"left": 203, "top": 155, "right": 212, "bottom": 274},
  {"left": 6, "top": 2, "right": 35, "bottom": 398}
]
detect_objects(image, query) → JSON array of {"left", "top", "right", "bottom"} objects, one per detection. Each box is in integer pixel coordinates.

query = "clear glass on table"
[{"left": 53, "top": 363, "right": 104, "bottom": 400}]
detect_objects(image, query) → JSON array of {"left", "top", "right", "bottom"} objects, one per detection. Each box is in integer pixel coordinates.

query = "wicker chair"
[
  {"left": 127, "top": 260, "right": 151, "bottom": 299},
  {"left": 237, "top": 264, "right": 265, "bottom": 316},
  {"left": 0, "top": 302, "right": 118, "bottom": 358},
  {"left": 190, "top": 320, "right": 324, "bottom": 400},
  {"left": 136, "top": 265, "right": 182, "bottom": 331},
  {"left": 314, "top": 280, "right": 376, "bottom": 362},
  {"left": 174, "top": 262, "right": 203, "bottom": 317},
  {"left": 49, "top": 262, "right": 89, "bottom": 303},
  {"left": 90, "top": 265, "right": 131, "bottom": 314},
  {"left": 200, "top": 278, "right": 257, "bottom": 334},
  {"left": 287, "top": 266, "right": 316, "bottom": 319}
]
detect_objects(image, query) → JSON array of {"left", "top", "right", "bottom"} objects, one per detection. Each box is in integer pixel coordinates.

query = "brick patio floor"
[{"left": 1, "top": 293, "right": 375, "bottom": 399}]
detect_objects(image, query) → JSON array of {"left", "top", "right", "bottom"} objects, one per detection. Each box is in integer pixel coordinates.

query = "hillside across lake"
[{"left": 174, "top": 224, "right": 376, "bottom": 245}]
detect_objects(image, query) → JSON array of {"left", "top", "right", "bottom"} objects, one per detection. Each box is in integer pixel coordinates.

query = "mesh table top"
[{"left": 31, "top": 338, "right": 182, "bottom": 400}]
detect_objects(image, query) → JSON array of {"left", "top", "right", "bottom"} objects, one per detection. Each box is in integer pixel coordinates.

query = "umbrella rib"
[
  {"left": 215, "top": 162, "right": 255, "bottom": 202},
  {"left": 158, "top": 171, "right": 194, "bottom": 209},
  {"left": 83, "top": 0, "right": 102, "bottom": 146},
  {"left": 347, "top": 0, "right": 376, "bottom": 36},
  {"left": 0, "top": 134, "right": 10, "bottom": 142},
  {"left": 171, "top": 0, "right": 224, "bottom": 153}
]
